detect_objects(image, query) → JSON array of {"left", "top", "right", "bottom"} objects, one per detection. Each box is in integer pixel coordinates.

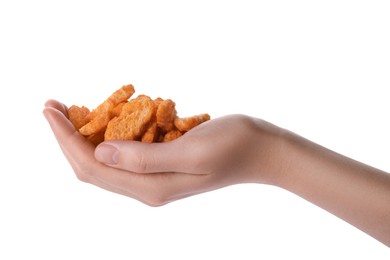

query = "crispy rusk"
[
  {"left": 87, "top": 130, "right": 106, "bottom": 146},
  {"left": 88, "top": 100, "right": 114, "bottom": 123},
  {"left": 156, "top": 99, "right": 177, "bottom": 132},
  {"left": 121, "top": 95, "right": 152, "bottom": 115},
  {"left": 105, "top": 99, "right": 154, "bottom": 141},
  {"left": 141, "top": 121, "right": 159, "bottom": 143},
  {"left": 79, "top": 111, "right": 113, "bottom": 136},
  {"left": 163, "top": 130, "right": 183, "bottom": 142},
  {"left": 141, "top": 97, "right": 160, "bottom": 143},
  {"left": 89, "top": 84, "right": 135, "bottom": 120},
  {"left": 174, "top": 114, "right": 210, "bottom": 132},
  {"left": 107, "top": 84, "right": 135, "bottom": 105},
  {"left": 153, "top": 97, "right": 164, "bottom": 109},
  {"left": 67, "top": 105, "right": 91, "bottom": 130},
  {"left": 112, "top": 102, "right": 126, "bottom": 117}
]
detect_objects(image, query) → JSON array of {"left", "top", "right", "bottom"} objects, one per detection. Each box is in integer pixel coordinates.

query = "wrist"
[{"left": 247, "top": 118, "right": 294, "bottom": 187}]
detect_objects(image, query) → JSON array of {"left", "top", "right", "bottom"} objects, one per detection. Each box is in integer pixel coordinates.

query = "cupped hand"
[{"left": 43, "top": 100, "right": 285, "bottom": 206}]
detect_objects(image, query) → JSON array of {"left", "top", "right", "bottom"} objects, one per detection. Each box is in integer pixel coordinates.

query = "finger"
[
  {"left": 44, "top": 99, "right": 69, "bottom": 116},
  {"left": 94, "top": 139, "right": 199, "bottom": 174}
]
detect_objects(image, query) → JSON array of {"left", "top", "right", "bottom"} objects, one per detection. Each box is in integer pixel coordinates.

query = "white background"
[{"left": 1, "top": 0, "right": 389, "bottom": 259}]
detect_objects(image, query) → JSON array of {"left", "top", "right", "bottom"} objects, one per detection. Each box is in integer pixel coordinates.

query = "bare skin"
[{"left": 43, "top": 99, "right": 390, "bottom": 247}]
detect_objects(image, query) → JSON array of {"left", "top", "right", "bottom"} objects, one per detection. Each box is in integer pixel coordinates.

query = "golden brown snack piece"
[
  {"left": 121, "top": 95, "right": 152, "bottom": 115},
  {"left": 89, "top": 84, "right": 135, "bottom": 120},
  {"left": 105, "top": 98, "right": 154, "bottom": 141},
  {"left": 67, "top": 105, "right": 90, "bottom": 130},
  {"left": 156, "top": 99, "right": 177, "bottom": 132},
  {"left": 107, "top": 84, "right": 135, "bottom": 105},
  {"left": 79, "top": 111, "right": 113, "bottom": 136},
  {"left": 141, "top": 121, "right": 159, "bottom": 143},
  {"left": 140, "top": 97, "right": 161, "bottom": 143},
  {"left": 163, "top": 130, "right": 183, "bottom": 142},
  {"left": 174, "top": 114, "right": 210, "bottom": 132},
  {"left": 112, "top": 102, "right": 126, "bottom": 117},
  {"left": 153, "top": 97, "right": 164, "bottom": 109},
  {"left": 87, "top": 130, "right": 106, "bottom": 146},
  {"left": 88, "top": 101, "right": 113, "bottom": 121}
]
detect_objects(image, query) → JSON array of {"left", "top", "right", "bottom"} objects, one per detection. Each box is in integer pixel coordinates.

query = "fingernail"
[{"left": 95, "top": 144, "right": 119, "bottom": 165}]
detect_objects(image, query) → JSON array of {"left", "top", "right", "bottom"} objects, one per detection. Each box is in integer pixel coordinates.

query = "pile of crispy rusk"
[{"left": 67, "top": 84, "right": 210, "bottom": 146}]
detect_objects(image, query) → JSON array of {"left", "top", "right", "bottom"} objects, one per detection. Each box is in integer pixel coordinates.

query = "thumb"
[{"left": 94, "top": 140, "right": 194, "bottom": 174}]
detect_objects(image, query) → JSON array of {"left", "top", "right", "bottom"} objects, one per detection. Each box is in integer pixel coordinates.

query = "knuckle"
[
  {"left": 75, "top": 172, "right": 90, "bottom": 183},
  {"left": 144, "top": 197, "right": 166, "bottom": 207},
  {"left": 143, "top": 191, "right": 169, "bottom": 207},
  {"left": 132, "top": 151, "right": 152, "bottom": 173},
  {"left": 73, "top": 162, "right": 94, "bottom": 183},
  {"left": 144, "top": 200, "right": 164, "bottom": 207}
]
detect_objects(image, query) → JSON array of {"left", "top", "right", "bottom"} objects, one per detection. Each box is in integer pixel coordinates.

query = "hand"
[
  {"left": 43, "top": 100, "right": 285, "bottom": 206},
  {"left": 43, "top": 99, "right": 390, "bottom": 245}
]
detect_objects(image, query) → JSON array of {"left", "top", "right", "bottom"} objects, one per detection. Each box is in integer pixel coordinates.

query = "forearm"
[{"left": 275, "top": 130, "right": 390, "bottom": 246}]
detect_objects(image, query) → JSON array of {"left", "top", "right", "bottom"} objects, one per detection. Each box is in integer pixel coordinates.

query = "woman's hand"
[
  {"left": 44, "top": 99, "right": 390, "bottom": 246},
  {"left": 43, "top": 99, "right": 286, "bottom": 206}
]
